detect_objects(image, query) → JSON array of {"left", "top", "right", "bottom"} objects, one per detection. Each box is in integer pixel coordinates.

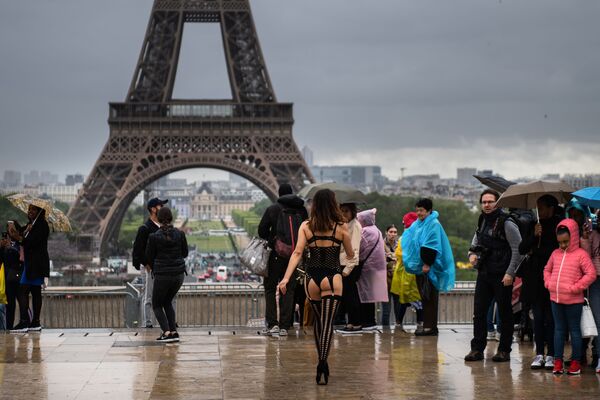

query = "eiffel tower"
[{"left": 68, "top": 0, "right": 314, "bottom": 256}]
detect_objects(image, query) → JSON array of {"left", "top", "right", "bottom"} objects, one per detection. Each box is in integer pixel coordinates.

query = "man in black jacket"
[
  {"left": 258, "top": 183, "right": 308, "bottom": 336},
  {"left": 132, "top": 197, "right": 167, "bottom": 328}
]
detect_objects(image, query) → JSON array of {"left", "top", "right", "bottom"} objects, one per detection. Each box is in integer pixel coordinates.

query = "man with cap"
[
  {"left": 132, "top": 197, "right": 169, "bottom": 328},
  {"left": 258, "top": 183, "right": 308, "bottom": 336}
]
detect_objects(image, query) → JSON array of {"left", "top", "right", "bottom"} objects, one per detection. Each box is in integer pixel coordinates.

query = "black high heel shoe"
[{"left": 316, "top": 361, "right": 329, "bottom": 385}]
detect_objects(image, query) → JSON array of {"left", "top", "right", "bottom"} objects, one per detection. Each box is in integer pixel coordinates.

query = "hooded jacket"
[
  {"left": 258, "top": 194, "right": 308, "bottom": 248},
  {"left": 356, "top": 209, "right": 388, "bottom": 303},
  {"left": 22, "top": 211, "right": 50, "bottom": 280},
  {"left": 543, "top": 218, "right": 596, "bottom": 305}
]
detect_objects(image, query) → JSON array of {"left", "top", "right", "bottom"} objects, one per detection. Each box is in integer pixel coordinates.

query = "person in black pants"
[
  {"left": 145, "top": 207, "right": 188, "bottom": 343},
  {"left": 257, "top": 183, "right": 308, "bottom": 336},
  {"left": 10, "top": 205, "right": 49, "bottom": 333},
  {"left": 1, "top": 223, "right": 24, "bottom": 330},
  {"left": 465, "top": 189, "right": 523, "bottom": 362}
]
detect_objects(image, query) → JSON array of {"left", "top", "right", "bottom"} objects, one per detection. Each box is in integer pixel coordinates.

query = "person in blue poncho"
[{"left": 402, "top": 198, "right": 455, "bottom": 336}]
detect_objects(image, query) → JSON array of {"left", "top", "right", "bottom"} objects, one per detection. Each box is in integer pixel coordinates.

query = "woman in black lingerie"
[{"left": 278, "top": 189, "right": 355, "bottom": 385}]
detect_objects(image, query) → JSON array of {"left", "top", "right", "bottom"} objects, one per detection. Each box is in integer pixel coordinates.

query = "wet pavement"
[{"left": 1, "top": 326, "right": 599, "bottom": 399}]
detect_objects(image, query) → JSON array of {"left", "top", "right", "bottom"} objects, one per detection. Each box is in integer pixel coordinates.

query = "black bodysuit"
[{"left": 305, "top": 224, "right": 343, "bottom": 291}]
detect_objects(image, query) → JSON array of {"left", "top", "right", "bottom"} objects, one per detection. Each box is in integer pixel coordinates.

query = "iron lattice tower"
[{"left": 68, "top": 0, "right": 314, "bottom": 256}]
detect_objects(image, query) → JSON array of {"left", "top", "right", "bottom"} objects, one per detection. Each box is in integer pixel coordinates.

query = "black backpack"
[
  {"left": 477, "top": 209, "right": 535, "bottom": 243},
  {"left": 273, "top": 207, "right": 304, "bottom": 258}
]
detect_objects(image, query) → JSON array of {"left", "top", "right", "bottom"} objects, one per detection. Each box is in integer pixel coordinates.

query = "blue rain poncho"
[{"left": 401, "top": 211, "right": 455, "bottom": 292}]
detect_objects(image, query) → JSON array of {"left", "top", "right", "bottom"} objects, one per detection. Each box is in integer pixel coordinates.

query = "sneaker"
[
  {"left": 337, "top": 326, "right": 363, "bottom": 334},
  {"left": 464, "top": 350, "right": 484, "bottom": 362},
  {"left": 415, "top": 328, "right": 438, "bottom": 336},
  {"left": 567, "top": 360, "right": 581, "bottom": 375},
  {"left": 496, "top": 331, "right": 502, "bottom": 342},
  {"left": 156, "top": 333, "right": 176, "bottom": 343},
  {"left": 544, "top": 356, "right": 555, "bottom": 371},
  {"left": 415, "top": 322, "right": 424, "bottom": 335},
  {"left": 531, "top": 354, "right": 545, "bottom": 370},
  {"left": 487, "top": 331, "right": 497, "bottom": 341},
  {"left": 267, "top": 325, "right": 280, "bottom": 336},
  {"left": 169, "top": 332, "right": 180, "bottom": 342},
  {"left": 362, "top": 325, "right": 378, "bottom": 332},
  {"left": 553, "top": 358, "right": 564, "bottom": 375},
  {"left": 279, "top": 328, "right": 288, "bottom": 337},
  {"left": 28, "top": 321, "right": 42, "bottom": 332},
  {"left": 9, "top": 321, "right": 29, "bottom": 333}
]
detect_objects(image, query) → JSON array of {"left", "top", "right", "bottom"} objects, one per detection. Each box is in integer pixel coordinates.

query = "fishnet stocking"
[{"left": 319, "top": 295, "right": 342, "bottom": 362}]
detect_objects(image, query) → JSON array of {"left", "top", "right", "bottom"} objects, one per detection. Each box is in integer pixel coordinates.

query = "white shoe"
[
  {"left": 278, "top": 328, "right": 288, "bottom": 336},
  {"left": 496, "top": 331, "right": 502, "bottom": 342},
  {"left": 531, "top": 354, "right": 545, "bottom": 369},
  {"left": 268, "top": 325, "right": 280, "bottom": 335},
  {"left": 487, "top": 331, "right": 497, "bottom": 341},
  {"left": 544, "top": 356, "right": 555, "bottom": 371}
]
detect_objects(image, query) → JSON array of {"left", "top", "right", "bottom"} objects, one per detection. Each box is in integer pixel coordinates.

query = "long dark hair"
[
  {"left": 157, "top": 207, "right": 175, "bottom": 239},
  {"left": 309, "top": 189, "right": 343, "bottom": 233}
]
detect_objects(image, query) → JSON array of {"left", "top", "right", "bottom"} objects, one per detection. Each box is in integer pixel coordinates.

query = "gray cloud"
[{"left": 1, "top": 0, "right": 599, "bottom": 179}]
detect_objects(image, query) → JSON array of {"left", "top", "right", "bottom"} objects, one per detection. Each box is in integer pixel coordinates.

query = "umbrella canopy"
[
  {"left": 7, "top": 193, "right": 72, "bottom": 232},
  {"left": 572, "top": 187, "right": 600, "bottom": 209},
  {"left": 495, "top": 181, "right": 574, "bottom": 210},
  {"left": 297, "top": 182, "right": 367, "bottom": 204},
  {"left": 473, "top": 175, "right": 517, "bottom": 193}
]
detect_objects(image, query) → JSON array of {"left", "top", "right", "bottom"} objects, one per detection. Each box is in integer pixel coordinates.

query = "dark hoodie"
[
  {"left": 258, "top": 194, "right": 308, "bottom": 247},
  {"left": 519, "top": 209, "right": 563, "bottom": 303},
  {"left": 22, "top": 209, "right": 50, "bottom": 280}
]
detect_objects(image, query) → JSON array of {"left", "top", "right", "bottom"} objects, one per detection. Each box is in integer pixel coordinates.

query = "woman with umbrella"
[{"left": 10, "top": 204, "right": 50, "bottom": 333}]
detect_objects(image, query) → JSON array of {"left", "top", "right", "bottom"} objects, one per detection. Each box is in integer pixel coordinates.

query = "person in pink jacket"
[{"left": 543, "top": 218, "right": 596, "bottom": 375}]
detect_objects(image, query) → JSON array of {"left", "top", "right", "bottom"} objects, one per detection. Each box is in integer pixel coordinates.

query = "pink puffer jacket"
[{"left": 543, "top": 218, "right": 596, "bottom": 305}]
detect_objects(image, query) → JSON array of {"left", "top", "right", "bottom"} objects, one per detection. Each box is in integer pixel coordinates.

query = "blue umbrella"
[{"left": 572, "top": 187, "right": 600, "bottom": 209}]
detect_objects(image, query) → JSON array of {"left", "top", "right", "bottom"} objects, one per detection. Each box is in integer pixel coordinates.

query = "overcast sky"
[{"left": 1, "top": 0, "right": 599, "bottom": 182}]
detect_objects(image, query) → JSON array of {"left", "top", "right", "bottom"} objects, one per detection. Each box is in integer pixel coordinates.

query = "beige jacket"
[{"left": 341, "top": 218, "right": 362, "bottom": 275}]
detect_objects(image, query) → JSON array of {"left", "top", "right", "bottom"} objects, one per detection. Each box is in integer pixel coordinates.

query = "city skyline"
[{"left": 1, "top": 1, "right": 599, "bottom": 181}]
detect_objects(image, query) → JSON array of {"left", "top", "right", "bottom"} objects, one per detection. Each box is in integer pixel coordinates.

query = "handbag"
[
  {"left": 239, "top": 237, "right": 271, "bottom": 277},
  {"left": 581, "top": 298, "right": 598, "bottom": 338}
]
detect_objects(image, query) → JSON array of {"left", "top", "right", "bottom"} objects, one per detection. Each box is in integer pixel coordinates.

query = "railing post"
[{"left": 125, "top": 282, "right": 142, "bottom": 328}]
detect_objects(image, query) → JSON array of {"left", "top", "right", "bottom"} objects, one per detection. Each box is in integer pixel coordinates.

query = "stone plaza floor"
[{"left": 1, "top": 326, "right": 599, "bottom": 399}]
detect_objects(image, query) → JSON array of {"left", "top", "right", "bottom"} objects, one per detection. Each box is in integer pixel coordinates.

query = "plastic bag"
[{"left": 581, "top": 298, "right": 598, "bottom": 338}]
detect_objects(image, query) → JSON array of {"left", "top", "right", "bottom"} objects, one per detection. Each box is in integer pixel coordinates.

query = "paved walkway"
[{"left": 1, "top": 326, "right": 599, "bottom": 399}]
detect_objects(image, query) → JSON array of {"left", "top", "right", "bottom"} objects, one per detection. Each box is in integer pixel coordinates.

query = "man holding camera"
[{"left": 464, "top": 189, "right": 523, "bottom": 362}]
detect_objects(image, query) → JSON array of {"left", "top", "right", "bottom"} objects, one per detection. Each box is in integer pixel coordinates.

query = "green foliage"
[
  {"left": 187, "top": 236, "right": 233, "bottom": 253},
  {"left": 250, "top": 198, "right": 271, "bottom": 217},
  {"left": 447, "top": 235, "right": 471, "bottom": 264},
  {"left": 0, "top": 196, "right": 28, "bottom": 227},
  {"left": 232, "top": 209, "right": 261, "bottom": 237}
]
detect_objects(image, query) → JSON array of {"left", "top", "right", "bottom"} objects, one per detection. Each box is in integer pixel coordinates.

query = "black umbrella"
[{"left": 473, "top": 175, "right": 517, "bottom": 193}]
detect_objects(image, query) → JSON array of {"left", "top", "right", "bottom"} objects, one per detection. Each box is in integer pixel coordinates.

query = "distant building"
[
  {"left": 38, "top": 184, "right": 83, "bottom": 204},
  {"left": 65, "top": 174, "right": 85, "bottom": 186},
  {"left": 189, "top": 182, "right": 254, "bottom": 220},
  {"left": 311, "top": 165, "right": 383, "bottom": 190},
  {"left": 541, "top": 174, "right": 560, "bottom": 182},
  {"left": 3, "top": 170, "right": 21, "bottom": 187},
  {"left": 302, "top": 146, "right": 314, "bottom": 167},
  {"left": 562, "top": 174, "right": 600, "bottom": 190},
  {"left": 24, "top": 170, "right": 58, "bottom": 185},
  {"left": 457, "top": 167, "right": 477, "bottom": 186}
]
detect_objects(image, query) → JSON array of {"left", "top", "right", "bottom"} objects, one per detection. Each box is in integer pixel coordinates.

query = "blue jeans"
[
  {"left": 381, "top": 292, "right": 399, "bottom": 326},
  {"left": 486, "top": 301, "right": 501, "bottom": 332},
  {"left": 551, "top": 302, "right": 583, "bottom": 361},
  {"left": 588, "top": 278, "right": 600, "bottom": 356}
]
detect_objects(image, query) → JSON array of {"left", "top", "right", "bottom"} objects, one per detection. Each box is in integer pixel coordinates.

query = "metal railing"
[{"left": 39, "top": 282, "right": 477, "bottom": 329}]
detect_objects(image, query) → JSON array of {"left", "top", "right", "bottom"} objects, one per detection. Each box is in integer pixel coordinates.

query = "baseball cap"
[{"left": 147, "top": 198, "right": 168, "bottom": 209}]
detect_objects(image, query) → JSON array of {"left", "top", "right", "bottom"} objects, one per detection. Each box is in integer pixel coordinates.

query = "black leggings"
[
  {"left": 152, "top": 273, "right": 184, "bottom": 333},
  {"left": 18, "top": 284, "right": 42, "bottom": 323}
]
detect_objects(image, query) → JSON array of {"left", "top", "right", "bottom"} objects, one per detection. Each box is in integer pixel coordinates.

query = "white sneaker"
[
  {"left": 487, "top": 331, "right": 497, "bottom": 341},
  {"left": 531, "top": 354, "right": 545, "bottom": 369},
  {"left": 544, "top": 356, "right": 554, "bottom": 371},
  {"left": 496, "top": 331, "right": 502, "bottom": 342},
  {"left": 268, "top": 325, "right": 280, "bottom": 336},
  {"left": 279, "top": 328, "right": 288, "bottom": 336}
]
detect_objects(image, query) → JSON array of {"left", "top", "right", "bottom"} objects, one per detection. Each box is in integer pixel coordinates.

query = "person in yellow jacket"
[{"left": 390, "top": 212, "right": 424, "bottom": 333}]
